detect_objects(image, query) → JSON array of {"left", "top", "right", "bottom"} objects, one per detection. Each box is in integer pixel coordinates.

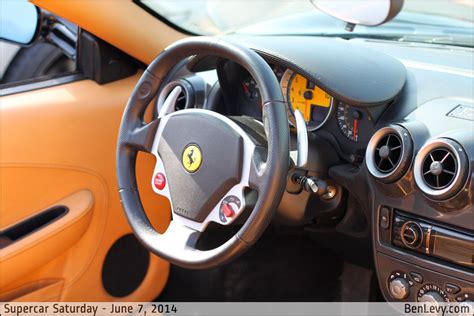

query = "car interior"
[{"left": 0, "top": 0, "right": 473, "bottom": 304}]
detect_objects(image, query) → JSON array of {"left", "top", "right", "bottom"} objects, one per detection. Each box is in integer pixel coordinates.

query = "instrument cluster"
[{"left": 237, "top": 63, "right": 377, "bottom": 158}]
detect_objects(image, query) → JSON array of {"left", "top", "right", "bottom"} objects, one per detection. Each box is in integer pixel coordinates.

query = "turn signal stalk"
[{"left": 292, "top": 174, "right": 328, "bottom": 196}]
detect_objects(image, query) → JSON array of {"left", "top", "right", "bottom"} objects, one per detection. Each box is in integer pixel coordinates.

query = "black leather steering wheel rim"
[{"left": 117, "top": 37, "right": 289, "bottom": 269}]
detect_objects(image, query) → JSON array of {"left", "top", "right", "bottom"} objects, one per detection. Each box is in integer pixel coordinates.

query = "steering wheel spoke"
[
  {"left": 160, "top": 220, "right": 201, "bottom": 252},
  {"left": 125, "top": 119, "right": 160, "bottom": 153},
  {"left": 248, "top": 146, "right": 267, "bottom": 190},
  {"left": 125, "top": 85, "right": 184, "bottom": 153}
]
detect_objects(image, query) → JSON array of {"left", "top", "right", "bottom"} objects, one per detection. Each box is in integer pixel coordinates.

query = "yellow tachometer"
[{"left": 280, "top": 69, "right": 333, "bottom": 131}]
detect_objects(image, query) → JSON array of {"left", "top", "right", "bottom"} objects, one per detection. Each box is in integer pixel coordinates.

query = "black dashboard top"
[{"left": 194, "top": 35, "right": 407, "bottom": 107}]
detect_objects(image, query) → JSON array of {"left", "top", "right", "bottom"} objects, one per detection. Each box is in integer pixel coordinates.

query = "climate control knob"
[
  {"left": 389, "top": 278, "right": 410, "bottom": 300},
  {"left": 417, "top": 284, "right": 449, "bottom": 303},
  {"left": 419, "top": 291, "right": 445, "bottom": 303},
  {"left": 400, "top": 221, "right": 423, "bottom": 248}
]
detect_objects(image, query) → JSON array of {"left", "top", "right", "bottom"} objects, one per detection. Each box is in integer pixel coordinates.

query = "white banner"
[{"left": 0, "top": 302, "right": 473, "bottom": 316}]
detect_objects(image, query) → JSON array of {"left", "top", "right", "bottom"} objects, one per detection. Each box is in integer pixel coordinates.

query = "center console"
[
  {"left": 390, "top": 212, "right": 473, "bottom": 270},
  {"left": 377, "top": 207, "right": 473, "bottom": 303},
  {"left": 365, "top": 99, "right": 474, "bottom": 303}
]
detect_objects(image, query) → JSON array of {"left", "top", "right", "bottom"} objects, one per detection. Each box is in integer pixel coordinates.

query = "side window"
[
  {"left": 0, "top": 29, "right": 77, "bottom": 85},
  {"left": 0, "top": 1, "right": 77, "bottom": 86},
  {"left": 1, "top": 0, "right": 138, "bottom": 95}
]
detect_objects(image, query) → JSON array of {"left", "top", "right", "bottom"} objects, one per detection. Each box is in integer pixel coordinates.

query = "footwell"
[{"left": 156, "top": 228, "right": 344, "bottom": 302}]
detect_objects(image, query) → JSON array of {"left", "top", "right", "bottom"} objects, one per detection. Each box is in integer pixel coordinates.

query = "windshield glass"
[{"left": 138, "top": 1, "right": 473, "bottom": 46}]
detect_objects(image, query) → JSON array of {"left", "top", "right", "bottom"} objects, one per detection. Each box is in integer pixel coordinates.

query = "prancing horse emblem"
[{"left": 182, "top": 144, "right": 202, "bottom": 173}]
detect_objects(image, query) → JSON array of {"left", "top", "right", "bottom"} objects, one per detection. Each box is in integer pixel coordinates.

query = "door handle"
[{"left": 0, "top": 190, "right": 94, "bottom": 287}]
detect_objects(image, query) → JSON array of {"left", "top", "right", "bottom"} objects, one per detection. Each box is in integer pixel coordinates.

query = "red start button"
[{"left": 153, "top": 173, "right": 166, "bottom": 190}]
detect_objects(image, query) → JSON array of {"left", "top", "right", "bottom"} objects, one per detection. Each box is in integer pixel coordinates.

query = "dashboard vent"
[
  {"left": 366, "top": 125, "right": 413, "bottom": 183},
  {"left": 174, "top": 89, "right": 188, "bottom": 111},
  {"left": 421, "top": 148, "right": 457, "bottom": 189},
  {"left": 374, "top": 133, "right": 402, "bottom": 173},
  {"left": 156, "top": 79, "right": 195, "bottom": 114},
  {"left": 414, "top": 138, "right": 468, "bottom": 200}
]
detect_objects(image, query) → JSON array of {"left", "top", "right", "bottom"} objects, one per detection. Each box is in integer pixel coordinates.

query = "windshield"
[{"left": 138, "top": 1, "right": 473, "bottom": 46}]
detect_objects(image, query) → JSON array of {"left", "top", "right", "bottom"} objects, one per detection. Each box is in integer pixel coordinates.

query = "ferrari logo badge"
[{"left": 182, "top": 144, "right": 202, "bottom": 173}]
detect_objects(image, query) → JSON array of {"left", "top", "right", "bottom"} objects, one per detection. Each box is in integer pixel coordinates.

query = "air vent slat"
[
  {"left": 441, "top": 152, "right": 450, "bottom": 163},
  {"left": 388, "top": 157, "right": 395, "bottom": 167}
]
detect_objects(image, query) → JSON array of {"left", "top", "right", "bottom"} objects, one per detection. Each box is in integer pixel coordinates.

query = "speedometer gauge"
[
  {"left": 337, "top": 102, "right": 362, "bottom": 142},
  {"left": 281, "top": 69, "right": 333, "bottom": 131}
]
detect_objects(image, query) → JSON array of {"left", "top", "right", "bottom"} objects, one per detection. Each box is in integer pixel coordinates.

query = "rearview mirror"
[
  {"left": 0, "top": 0, "right": 41, "bottom": 45},
  {"left": 311, "top": 0, "right": 403, "bottom": 30}
]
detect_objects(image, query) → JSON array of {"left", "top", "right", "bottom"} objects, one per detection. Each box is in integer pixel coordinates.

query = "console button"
[
  {"left": 380, "top": 207, "right": 390, "bottom": 230},
  {"left": 410, "top": 272, "right": 423, "bottom": 284},
  {"left": 456, "top": 293, "right": 472, "bottom": 302},
  {"left": 445, "top": 283, "right": 461, "bottom": 295}
]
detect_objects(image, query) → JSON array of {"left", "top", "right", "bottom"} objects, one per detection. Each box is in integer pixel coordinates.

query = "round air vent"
[
  {"left": 374, "top": 133, "right": 402, "bottom": 173},
  {"left": 366, "top": 125, "right": 413, "bottom": 183},
  {"left": 157, "top": 79, "right": 195, "bottom": 113},
  {"left": 414, "top": 138, "right": 468, "bottom": 200}
]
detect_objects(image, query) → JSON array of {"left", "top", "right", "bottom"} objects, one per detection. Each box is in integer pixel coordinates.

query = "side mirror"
[
  {"left": 0, "top": 0, "right": 41, "bottom": 45},
  {"left": 311, "top": 0, "right": 403, "bottom": 30}
]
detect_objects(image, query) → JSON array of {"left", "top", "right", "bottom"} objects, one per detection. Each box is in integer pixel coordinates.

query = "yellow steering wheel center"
[{"left": 182, "top": 144, "right": 203, "bottom": 173}]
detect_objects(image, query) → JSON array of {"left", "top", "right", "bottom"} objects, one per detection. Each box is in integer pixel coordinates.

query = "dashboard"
[
  {"left": 213, "top": 61, "right": 379, "bottom": 162},
  {"left": 156, "top": 35, "right": 473, "bottom": 303}
]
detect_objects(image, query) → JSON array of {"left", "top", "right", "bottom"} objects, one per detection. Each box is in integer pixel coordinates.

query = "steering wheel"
[{"left": 117, "top": 37, "right": 289, "bottom": 269}]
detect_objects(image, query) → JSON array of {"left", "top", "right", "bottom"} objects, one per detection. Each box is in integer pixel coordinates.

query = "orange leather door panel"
[
  {"left": 1, "top": 189, "right": 94, "bottom": 287},
  {"left": 0, "top": 279, "right": 64, "bottom": 302},
  {"left": 0, "top": 74, "right": 171, "bottom": 301}
]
